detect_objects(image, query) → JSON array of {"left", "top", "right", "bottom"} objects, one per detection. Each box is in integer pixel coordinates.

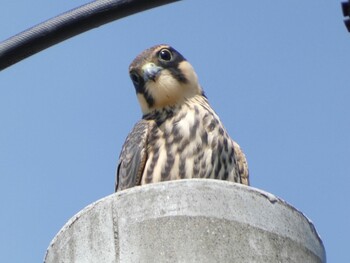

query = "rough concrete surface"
[{"left": 44, "top": 179, "right": 326, "bottom": 263}]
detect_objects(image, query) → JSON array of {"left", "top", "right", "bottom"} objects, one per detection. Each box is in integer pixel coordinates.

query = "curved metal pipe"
[
  {"left": 0, "top": 0, "right": 180, "bottom": 71},
  {"left": 342, "top": 1, "right": 350, "bottom": 32}
]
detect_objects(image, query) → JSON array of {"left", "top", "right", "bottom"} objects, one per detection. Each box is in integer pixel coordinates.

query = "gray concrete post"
[{"left": 44, "top": 179, "right": 326, "bottom": 263}]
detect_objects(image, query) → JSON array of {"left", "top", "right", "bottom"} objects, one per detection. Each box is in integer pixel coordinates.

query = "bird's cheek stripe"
[
  {"left": 135, "top": 82, "right": 154, "bottom": 108},
  {"left": 167, "top": 67, "right": 188, "bottom": 83},
  {"left": 143, "top": 89, "right": 155, "bottom": 108}
]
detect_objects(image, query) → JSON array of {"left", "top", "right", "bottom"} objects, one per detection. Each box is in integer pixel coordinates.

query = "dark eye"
[
  {"left": 130, "top": 72, "right": 141, "bottom": 85},
  {"left": 158, "top": 48, "right": 173, "bottom": 62}
]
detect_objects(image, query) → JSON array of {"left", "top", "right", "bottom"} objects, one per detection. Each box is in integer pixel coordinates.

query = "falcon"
[{"left": 115, "top": 44, "right": 249, "bottom": 192}]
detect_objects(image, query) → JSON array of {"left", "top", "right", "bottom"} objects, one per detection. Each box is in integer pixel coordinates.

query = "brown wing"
[
  {"left": 233, "top": 141, "right": 250, "bottom": 185},
  {"left": 115, "top": 119, "right": 150, "bottom": 192}
]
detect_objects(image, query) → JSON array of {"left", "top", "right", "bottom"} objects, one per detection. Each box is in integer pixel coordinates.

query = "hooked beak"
[{"left": 142, "top": 63, "right": 162, "bottom": 82}]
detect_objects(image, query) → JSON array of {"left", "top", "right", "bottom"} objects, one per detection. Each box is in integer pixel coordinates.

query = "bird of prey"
[{"left": 115, "top": 44, "right": 249, "bottom": 192}]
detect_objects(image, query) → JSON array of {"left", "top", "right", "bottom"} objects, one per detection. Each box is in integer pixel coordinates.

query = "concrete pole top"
[{"left": 45, "top": 179, "right": 326, "bottom": 263}]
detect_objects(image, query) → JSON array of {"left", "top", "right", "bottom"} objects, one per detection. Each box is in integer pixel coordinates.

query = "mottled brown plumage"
[{"left": 115, "top": 45, "right": 249, "bottom": 192}]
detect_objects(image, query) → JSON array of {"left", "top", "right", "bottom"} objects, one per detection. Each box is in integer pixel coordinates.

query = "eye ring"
[{"left": 158, "top": 48, "right": 173, "bottom": 62}]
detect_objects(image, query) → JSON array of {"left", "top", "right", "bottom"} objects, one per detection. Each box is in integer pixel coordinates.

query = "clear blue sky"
[{"left": 1, "top": 1, "right": 349, "bottom": 262}]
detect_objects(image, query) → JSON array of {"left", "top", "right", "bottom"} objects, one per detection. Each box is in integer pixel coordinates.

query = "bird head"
[{"left": 129, "top": 44, "right": 203, "bottom": 115}]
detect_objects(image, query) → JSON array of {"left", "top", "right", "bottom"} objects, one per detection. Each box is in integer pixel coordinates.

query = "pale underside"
[{"left": 116, "top": 95, "right": 249, "bottom": 191}]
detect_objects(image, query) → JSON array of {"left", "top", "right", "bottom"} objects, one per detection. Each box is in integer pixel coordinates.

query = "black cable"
[
  {"left": 0, "top": 0, "right": 180, "bottom": 71},
  {"left": 342, "top": 1, "right": 350, "bottom": 32}
]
